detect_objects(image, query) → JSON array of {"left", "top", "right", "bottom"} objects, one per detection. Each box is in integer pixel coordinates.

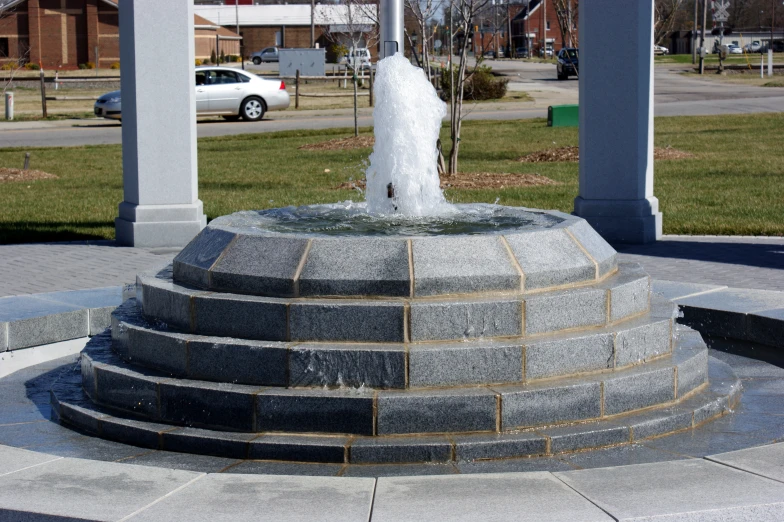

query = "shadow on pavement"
[{"left": 613, "top": 240, "right": 784, "bottom": 271}]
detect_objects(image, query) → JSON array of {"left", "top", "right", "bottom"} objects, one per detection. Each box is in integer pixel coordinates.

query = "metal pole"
[
  {"left": 380, "top": 0, "right": 404, "bottom": 58},
  {"left": 699, "top": 0, "right": 707, "bottom": 74},
  {"left": 236, "top": 0, "right": 244, "bottom": 70},
  {"left": 542, "top": 0, "right": 546, "bottom": 56},
  {"left": 311, "top": 0, "right": 315, "bottom": 48},
  {"left": 295, "top": 69, "right": 300, "bottom": 109},
  {"left": 39, "top": 69, "right": 47, "bottom": 118},
  {"left": 692, "top": 0, "right": 699, "bottom": 64},
  {"left": 369, "top": 66, "right": 374, "bottom": 106}
]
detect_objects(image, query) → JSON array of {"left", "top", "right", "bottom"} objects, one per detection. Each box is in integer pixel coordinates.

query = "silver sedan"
[{"left": 94, "top": 66, "right": 290, "bottom": 122}]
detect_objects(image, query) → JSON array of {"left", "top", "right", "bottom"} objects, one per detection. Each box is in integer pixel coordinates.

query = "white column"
[
  {"left": 115, "top": 0, "right": 206, "bottom": 247},
  {"left": 573, "top": 0, "right": 662, "bottom": 244}
]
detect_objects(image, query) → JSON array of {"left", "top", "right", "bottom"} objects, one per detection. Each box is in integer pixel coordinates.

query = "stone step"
[
  {"left": 79, "top": 328, "right": 708, "bottom": 436},
  {"left": 173, "top": 211, "right": 617, "bottom": 299},
  {"left": 137, "top": 262, "right": 650, "bottom": 344},
  {"left": 111, "top": 296, "right": 676, "bottom": 389},
  {"left": 50, "top": 356, "right": 740, "bottom": 464}
]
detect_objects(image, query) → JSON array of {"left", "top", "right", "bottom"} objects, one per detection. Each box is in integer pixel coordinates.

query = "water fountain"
[{"left": 50, "top": 56, "right": 739, "bottom": 465}]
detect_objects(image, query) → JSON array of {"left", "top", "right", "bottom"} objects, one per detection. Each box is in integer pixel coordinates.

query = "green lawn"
[
  {"left": 655, "top": 53, "right": 783, "bottom": 65},
  {"left": 1, "top": 112, "right": 782, "bottom": 244}
]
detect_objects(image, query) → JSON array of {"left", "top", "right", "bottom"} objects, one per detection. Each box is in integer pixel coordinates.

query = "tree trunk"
[{"left": 353, "top": 72, "right": 358, "bottom": 137}]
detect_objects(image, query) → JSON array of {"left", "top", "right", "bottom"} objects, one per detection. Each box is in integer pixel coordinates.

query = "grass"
[
  {"left": 0, "top": 112, "right": 782, "bottom": 244},
  {"left": 655, "top": 53, "right": 783, "bottom": 65},
  {"left": 682, "top": 71, "right": 784, "bottom": 87}
]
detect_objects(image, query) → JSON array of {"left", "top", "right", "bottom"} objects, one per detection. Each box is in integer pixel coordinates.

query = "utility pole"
[
  {"left": 542, "top": 0, "right": 547, "bottom": 56},
  {"left": 507, "top": 0, "right": 511, "bottom": 58},
  {"left": 699, "top": 0, "right": 707, "bottom": 74},
  {"left": 311, "top": 0, "right": 315, "bottom": 48},
  {"left": 692, "top": 0, "right": 699, "bottom": 64},
  {"left": 236, "top": 0, "right": 244, "bottom": 70}
]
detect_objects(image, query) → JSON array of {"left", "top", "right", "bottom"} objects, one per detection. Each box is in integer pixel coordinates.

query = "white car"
[
  {"left": 653, "top": 44, "right": 669, "bottom": 55},
  {"left": 727, "top": 44, "right": 743, "bottom": 54},
  {"left": 94, "top": 66, "right": 290, "bottom": 122}
]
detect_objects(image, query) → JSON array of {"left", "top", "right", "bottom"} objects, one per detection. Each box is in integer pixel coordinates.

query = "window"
[
  {"left": 546, "top": 21, "right": 551, "bottom": 30},
  {"left": 195, "top": 71, "right": 207, "bottom": 86},
  {"left": 211, "top": 70, "right": 239, "bottom": 84},
  {"left": 0, "top": 38, "right": 8, "bottom": 57},
  {"left": 236, "top": 71, "right": 252, "bottom": 83}
]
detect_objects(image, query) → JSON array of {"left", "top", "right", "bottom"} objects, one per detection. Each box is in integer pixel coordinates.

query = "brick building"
[
  {"left": 0, "top": 0, "right": 240, "bottom": 69},
  {"left": 511, "top": 0, "right": 577, "bottom": 56},
  {"left": 194, "top": 4, "right": 378, "bottom": 62}
]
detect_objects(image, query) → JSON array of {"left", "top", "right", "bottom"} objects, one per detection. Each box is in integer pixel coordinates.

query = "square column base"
[
  {"left": 573, "top": 197, "right": 662, "bottom": 244},
  {"left": 115, "top": 201, "right": 207, "bottom": 248}
]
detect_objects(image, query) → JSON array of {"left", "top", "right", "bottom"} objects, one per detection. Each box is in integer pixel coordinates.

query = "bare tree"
[
  {"left": 322, "top": 1, "right": 379, "bottom": 136},
  {"left": 552, "top": 0, "right": 578, "bottom": 48},
  {"left": 0, "top": 5, "right": 28, "bottom": 96},
  {"left": 655, "top": 0, "right": 686, "bottom": 44},
  {"left": 404, "top": 0, "right": 445, "bottom": 81},
  {"left": 446, "top": 0, "right": 492, "bottom": 175}
]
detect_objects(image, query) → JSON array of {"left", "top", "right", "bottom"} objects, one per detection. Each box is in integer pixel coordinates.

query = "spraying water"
[{"left": 365, "top": 53, "right": 451, "bottom": 216}]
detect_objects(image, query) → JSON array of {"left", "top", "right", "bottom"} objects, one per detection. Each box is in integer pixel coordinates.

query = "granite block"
[
  {"left": 127, "top": 326, "right": 189, "bottom": 375},
  {"left": 505, "top": 228, "right": 595, "bottom": 289},
  {"left": 342, "top": 463, "right": 458, "bottom": 477},
  {"left": 651, "top": 280, "right": 725, "bottom": 301},
  {"left": 566, "top": 219, "right": 617, "bottom": 277},
  {"left": 559, "top": 443, "right": 690, "bottom": 470},
  {"left": 0, "top": 445, "right": 61, "bottom": 476},
  {"left": 555, "top": 460, "right": 784, "bottom": 521},
  {"left": 94, "top": 364, "right": 159, "bottom": 418},
  {"left": 138, "top": 272, "right": 200, "bottom": 330},
  {"left": 289, "top": 343, "right": 406, "bottom": 388},
  {"left": 299, "top": 237, "right": 410, "bottom": 297},
  {"left": 629, "top": 407, "right": 694, "bottom": 440},
  {"left": 614, "top": 319, "right": 671, "bottom": 368},
  {"left": 676, "top": 346, "right": 709, "bottom": 398},
  {"left": 80, "top": 351, "right": 98, "bottom": 399},
  {"left": 120, "top": 451, "right": 240, "bottom": 474},
  {"left": 601, "top": 265, "right": 650, "bottom": 322},
  {"left": 0, "top": 294, "right": 84, "bottom": 322},
  {"left": 162, "top": 427, "right": 256, "bottom": 459},
  {"left": 525, "top": 287, "right": 607, "bottom": 335},
  {"left": 192, "top": 293, "right": 287, "bottom": 341},
  {"left": 173, "top": 226, "right": 236, "bottom": 287},
  {"left": 706, "top": 442, "right": 784, "bottom": 484},
  {"left": 678, "top": 305, "right": 747, "bottom": 341},
  {"left": 408, "top": 340, "right": 523, "bottom": 387},
  {"left": 223, "top": 461, "right": 345, "bottom": 476},
  {"left": 210, "top": 235, "right": 309, "bottom": 297},
  {"left": 692, "top": 395, "right": 729, "bottom": 426},
  {"left": 89, "top": 306, "right": 116, "bottom": 335},
  {"left": 188, "top": 337, "right": 288, "bottom": 386},
  {"left": 99, "top": 416, "right": 168, "bottom": 449},
  {"left": 256, "top": 389, "right": 375, "bottom": 435},
  {"left": 349, "top": 436, "right": 452, "bottom": 463},
  {"left": 543, "top": 422, "right": 631, "bottom": 453},
  {"left": 0, "top": 457, "right": 203, "bottom": 522},
  {"left": 38, "top": 286, "right": 123, "bottom": 311},
  {"left": 159, "top": 379, "right": 261, "bottom": 431},
  {"left": 525, "top": 332, "right": 614, "bottom": 380},
  {"left": 127, "top": 473, "right": 375, "bottom": 522},
  {"left": 453, "top": 432, "right": 548, "bottom": 461},
  {"left": 371, "top": 473, "right": 612, "bottom": 522},
  {"left": 500, "top": 381, "right": 602, "bottom": 429},
  {"left": 747, "top": 308, "right": 784, "bottom": 348},
  {"left": 289, "top": 300, "right": 405, "bottom": 343},
  {"left": 56, "top": 400, "right": 104, "bottom": 435},
  {"left": 412, "top": 235, "right": 520, "bottom": 296},
  {"left": 249, "top": 435, "right": 349, "bottom": 463},
  {"left": 457, "top": 456, "right": 576, "bottom": 474},
  {"left": 376, "top": 388, "right": 497, "bottom": 435},
  {"left": 409, "top": 298, "right": 522, "bottom": 342},
  {"left": 7, "top": 309, "right": 88, "bottom": 350},
  {"left": 109, "top": 299, "right": 142, "bottom": 358},
  {"left": 0, "top": 321, "right": 7, "bottom": 352},
  {"left": 603, "top": 367, "right": 675, "bottom": 416}
]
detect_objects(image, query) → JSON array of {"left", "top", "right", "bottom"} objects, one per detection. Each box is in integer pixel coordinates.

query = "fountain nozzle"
[{"left": 387, "top": 183, "right": 395, "bottom": 199}]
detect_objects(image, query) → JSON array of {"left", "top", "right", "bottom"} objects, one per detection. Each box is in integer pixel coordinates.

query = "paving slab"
[
  {"left": 370, "top": 473, "right": 612, "bottom": 522},
  {"left": 0, "top": 457, "right": 203, "bottom": 521},
  {"left": 0, "top": 444, "right": 61, "bottom": 476},
  {"left": 651, "top": 280, "right": 726, "bottom": 301},
  {"left": 128, "top": 473, "right": 376, "bottom": 522},
  {"left": 706, "top": 442, "right": 784, "bottom": 483},
  {"left": 555, "top": 459, "right": 784, "bottom": 521}
]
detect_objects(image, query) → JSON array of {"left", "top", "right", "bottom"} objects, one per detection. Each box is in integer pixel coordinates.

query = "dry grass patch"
[
  {"left": 299, "top": 135, "right": 374, "bottom": 151},
  {"left": 0, "top": 167, "right": 58, "bottom": 182},
  {"left": 519, "top": 146, "right": 694, "bottom": 163},
  {"left": 335, "top": 172, "right": 558, "bottom": 191}
]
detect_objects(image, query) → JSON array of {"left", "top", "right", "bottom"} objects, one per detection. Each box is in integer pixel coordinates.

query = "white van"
[{"left": 340, "top": 47, "right": 372, "bottom": 70}]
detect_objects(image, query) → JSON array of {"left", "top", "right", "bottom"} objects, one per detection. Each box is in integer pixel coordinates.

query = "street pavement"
[{"left": 0, "top": 64, "right": 780, "bottom": 148}]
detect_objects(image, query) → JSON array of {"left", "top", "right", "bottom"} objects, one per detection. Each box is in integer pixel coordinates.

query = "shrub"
[
  {"left": 1, "top": 63, "right": 14, "bottom": 70},
  {"left": 228, "top": 55, "right": 240, "bottom": 63},
  {"left": 440, "top": 65, "right": 508, "bottom": 101},
  {"left": 210, "top": 49, "right": 217, "bottom": 65},
  {"left": 24, "top": 62, "right": 40, "bottom": 70},
  {"left": 84, "top": 62, "right": 95, "bottom": 69},
  {"left": 195, "top": 59, "right": 202, "bottom": 66},
  {"left": 220, "top": 50, "right": 225, "bottom": 63},
  {"left": 110, "top": 62, "right": 120, "bottom": 70}
]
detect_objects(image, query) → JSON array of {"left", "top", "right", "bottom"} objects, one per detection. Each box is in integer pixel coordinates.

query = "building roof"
[
  {"left": 512, "top": 0, "right": 541, "bottom": 22},
  {"left": 194, "top": 4, "right": 377, "bottom": 28}
]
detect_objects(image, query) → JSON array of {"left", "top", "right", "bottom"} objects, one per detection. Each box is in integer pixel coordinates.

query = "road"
[{"left": 0, "top": 63, "right": 780, "bottom": 149}]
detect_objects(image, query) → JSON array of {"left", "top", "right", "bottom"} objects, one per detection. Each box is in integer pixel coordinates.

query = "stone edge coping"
[
  {"left": 0, "top": 286, "right": 123, "bottom": 352},
  {"left": 653, "top": 280, "right": 784, "bottom": 349},
  {"left": 1, "top": 440, "right": 783, "bottom": 520}
]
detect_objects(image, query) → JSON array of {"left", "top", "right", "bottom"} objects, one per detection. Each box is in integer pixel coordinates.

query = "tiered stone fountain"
[{"left": 50, "top": 55, "right": 740, "bottom": 465}]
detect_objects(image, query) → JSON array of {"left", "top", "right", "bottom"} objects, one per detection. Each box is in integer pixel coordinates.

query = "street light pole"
[
  {"left": 236, "top": 0, "right": 244, "bottom": 70},
  {"left": 699, "top": 0, "right": 707, "bottom": 74},
  {"left": 692, "top": 0, "right": 699, "bottom": 64}
]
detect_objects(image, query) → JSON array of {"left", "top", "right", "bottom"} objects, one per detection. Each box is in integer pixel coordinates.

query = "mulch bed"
[
  {"left": 0, "top": 167, "right": 58, "bottom": 183},
  {"left": 335, "top": 172, "right": 558, "bottom": 191},
  {"left": 299, "top": 136, "right": 375, "bottom": 151},
  {"left": 519, "top": 146, "right": 694, "bottom": 163}
]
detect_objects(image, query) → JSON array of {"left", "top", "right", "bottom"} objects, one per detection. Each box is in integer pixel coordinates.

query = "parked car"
[
  {"left": 744, "top": 41, "right": 762, "bottom": 53},
  {"left": 727, "top": 44, "right": 743, "bottom": 55},
  {"left": 514, "top": 47, "right": 529, "bottom": 58},
  {"left": 94, "top": 66, "right": 290, "bottom": 122},
  {"left": 653, "top": 44, "right": 669, "bottom": 55},
  {"left": 556, "top": 48, "right": 578, "bottom": 80},
  {"left": 338, "top": 47, "right": 371, "bottom": 70},
  {"left": 540, "top": 47, "right": 554, "bottom": 57},
  {"left": 250, "top": 47, "right": 279, "bottom": 64}
]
